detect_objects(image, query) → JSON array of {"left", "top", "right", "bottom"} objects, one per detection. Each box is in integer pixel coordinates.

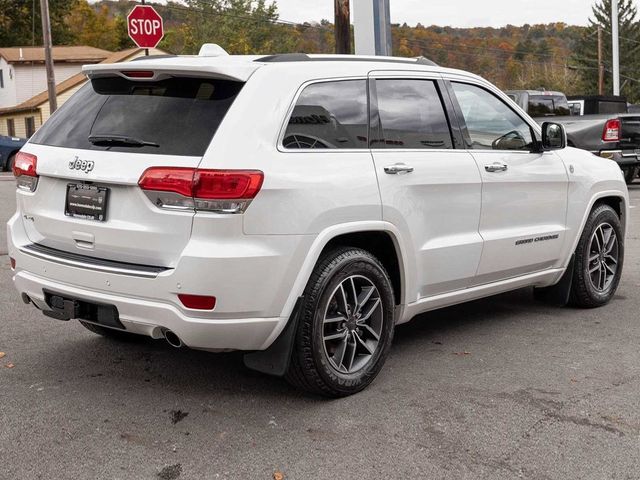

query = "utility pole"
[
  {"left": 40, "top": 0, "right": 57, "bottom": 114},
  {"left": 353, "top": 0, "right": 392, "bottom": 56},
  {"left": 612, "top": 0, "right": 620, "bottom": 95},
  {"left": 334, "top": 0, "right": 351, "bottom": 54},
  {"left": 598, "top": 26, "right": 605, "bottom": 95},
  {"left": 141, "top": 0, "right": 149, "bottom": 55}
]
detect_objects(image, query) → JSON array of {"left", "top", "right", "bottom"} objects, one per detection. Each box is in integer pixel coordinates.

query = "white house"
[{"left": 0, "top": 45, "right": 112, "bottom": 109}]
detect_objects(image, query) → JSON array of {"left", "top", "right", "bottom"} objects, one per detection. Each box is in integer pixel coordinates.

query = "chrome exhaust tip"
[{"left": 163, "top": 330, "right": 183, "bottom": 348}]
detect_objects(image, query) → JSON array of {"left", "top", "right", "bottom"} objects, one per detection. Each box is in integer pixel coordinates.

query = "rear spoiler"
[{"left": 82, "top": 59, "right": 259, "bottom": 83}]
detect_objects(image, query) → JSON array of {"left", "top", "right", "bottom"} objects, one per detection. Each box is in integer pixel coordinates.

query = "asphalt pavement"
[{"left": 1, "top": 177, "right": 640, "bottom": 479}]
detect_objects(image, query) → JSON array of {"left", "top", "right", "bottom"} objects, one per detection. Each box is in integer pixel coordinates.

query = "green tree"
[
  {"left": 0, "top": 0, "right": 77, "bottom": 47},
  {"left": 573, "top": 0, "right": 640, "bottom": 101},
  {"left": 162, "top": 0, "right": 298, "bottom": 55}
]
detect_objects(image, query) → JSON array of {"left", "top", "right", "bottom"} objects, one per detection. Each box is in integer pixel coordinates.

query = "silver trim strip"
[{"left": 19, "top": 246, "right": 168, "bottom": 279}]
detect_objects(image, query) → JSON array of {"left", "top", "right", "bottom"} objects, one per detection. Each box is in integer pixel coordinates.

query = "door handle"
[
  {"left": 484, "top": 162, "right": 508, "bottom": 173},
  {"left": 384, "top": 163, "right": 414, "bottom": 175}
]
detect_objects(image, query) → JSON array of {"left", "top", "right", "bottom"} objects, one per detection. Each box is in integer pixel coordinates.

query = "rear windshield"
[
  {"left": 30, "top": 76, "right": 243, "bottom": 156},
  {"left": 528, "top": 95, "right": 570, "bottom": 117},
  {"left": 598, "top": 101, "right": 627, "bottom": 114}
]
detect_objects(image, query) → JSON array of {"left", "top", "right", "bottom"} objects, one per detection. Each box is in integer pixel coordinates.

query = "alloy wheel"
[
  {"left": 587, "top": 222, "right": 619, "bottom": 292},
  {"left": 322, "top": 275, "right": 384, "bottom": 374}
]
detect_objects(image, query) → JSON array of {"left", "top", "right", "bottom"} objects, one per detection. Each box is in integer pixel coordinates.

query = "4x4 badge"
[{"left": 69, "top": 156, "right": 94, "bottom": 173}]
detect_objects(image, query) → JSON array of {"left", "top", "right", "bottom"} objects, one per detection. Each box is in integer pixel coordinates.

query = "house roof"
[
  {"left": 0, "top": 45, "right": 112, "bottom": 64},
  {"left": 0, "top": 48, "right": 146, "bottom": 115}
]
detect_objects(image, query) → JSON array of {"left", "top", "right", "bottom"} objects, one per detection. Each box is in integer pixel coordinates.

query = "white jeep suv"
[{"left": 7, "top": 48, "right": 628, "bottom": 397}]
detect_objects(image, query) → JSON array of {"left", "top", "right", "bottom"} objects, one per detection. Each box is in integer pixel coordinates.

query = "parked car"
[
  {"left": 507, "top": 89, "right": 640, "bottom": 184},
  {"left": 8, "top": 47, "right": 628, "bottom": 397},
  {"left": 0, "top": 135, "right": 26, "bottom": 172}
]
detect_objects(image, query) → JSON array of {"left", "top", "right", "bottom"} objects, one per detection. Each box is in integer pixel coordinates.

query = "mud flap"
[
  {"left": 243, "top": 296, "right": 304, "bottom": 377},
  {"left": 533, "top": 254, "right": 575, "bottom": 306}
]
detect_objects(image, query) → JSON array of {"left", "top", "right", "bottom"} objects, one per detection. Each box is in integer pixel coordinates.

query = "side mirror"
[{"left": 541, "top": 122, "right": 566, "bottom": 150}]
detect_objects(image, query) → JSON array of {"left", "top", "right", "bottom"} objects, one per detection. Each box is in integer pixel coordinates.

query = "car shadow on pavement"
[{"left": 20, "top": 287, "right": 551, "bottom": 401}]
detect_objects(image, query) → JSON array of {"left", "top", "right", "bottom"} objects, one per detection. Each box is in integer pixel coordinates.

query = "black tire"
[
  {"left": 79, "top": 320, "right": 144, "bottom": 342},
  {"left": 569, "top": 204, "right": 624, "bottom": 308},
  {"left": 6, "top": 153, "right": 15, "bottom": 173},
  {"left": 623, "top": 167, "right": 637, "bottom": 185},
  {"left": 285, "top": 247, "right": 395, "bottom": 397}
]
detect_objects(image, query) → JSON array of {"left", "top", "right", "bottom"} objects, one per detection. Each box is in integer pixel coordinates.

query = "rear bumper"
[
  {"left": 14, "top": 269, "right": 281, "bottom": 351},
  {"left": 7, "top": 213, "right": 312, "bottom": 351},
  {"left": 597, "top": 149, "right": 640, "bottom": 166}
]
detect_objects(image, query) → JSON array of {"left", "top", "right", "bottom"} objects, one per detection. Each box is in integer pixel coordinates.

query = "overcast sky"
[{"left": 274, "top": 0, "right": 600, "bottom": 28}]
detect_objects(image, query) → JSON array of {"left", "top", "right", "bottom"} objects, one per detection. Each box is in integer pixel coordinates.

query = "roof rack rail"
[
  {"left": 255, "top": 54, "right": 438, "bottom": 66},
  {"left": 258, "top": 53, "right": 312, "bottom": 62}
]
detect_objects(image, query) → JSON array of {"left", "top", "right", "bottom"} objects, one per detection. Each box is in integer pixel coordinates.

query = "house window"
[
  {"left": 0, "top": 70, "right": 4, "bottom": 88},
  {"left": 7, "top": 119, "right": 15, "bottom": 137},
  {"left": 25, "top": 117, "right": 36, "bottom": 137}
]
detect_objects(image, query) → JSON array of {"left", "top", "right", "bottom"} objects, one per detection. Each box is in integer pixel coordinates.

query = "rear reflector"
[
  {"left": 13, "top": 152, "right": 39, "bottom": 192},
  {"left": 138, "top": 168, "right": 264, "bottom": 214},
  {"left": 603, "top": 119, "right": 621, "bottom": 142},
  {"left": 178, "top": 294, "right": 216, "bottom": 310}
]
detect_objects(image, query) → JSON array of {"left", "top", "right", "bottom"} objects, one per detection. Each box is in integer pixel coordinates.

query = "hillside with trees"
[{"left": 1, "top": 0, "right": 638, "bottom": 101}]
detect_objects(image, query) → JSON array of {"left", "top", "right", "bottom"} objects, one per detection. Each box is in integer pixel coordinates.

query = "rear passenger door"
[{"left": 369, "top": 73, "right": 483, "bottom": 299}]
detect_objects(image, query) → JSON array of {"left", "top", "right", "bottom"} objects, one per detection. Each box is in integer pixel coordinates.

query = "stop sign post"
[{"left": 127, "top": 5, "right": 164, "bottom": 50}]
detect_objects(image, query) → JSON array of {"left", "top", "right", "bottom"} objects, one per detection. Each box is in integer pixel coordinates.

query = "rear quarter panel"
[{"left": 199, "top": 65, "right": 382, "bottom": 236}]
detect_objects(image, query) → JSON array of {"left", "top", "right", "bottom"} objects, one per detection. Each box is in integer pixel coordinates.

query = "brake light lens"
[
  {"left": 138, "top": 168, "right": 263, "bottom": 214},
  {"left": 178, "top": 294, "right": 216, "bottom": 310},
  {"left": 195, "top": 170, "right": 264, "bottom": 200},
  {"left": 122, "top": 70, "right": 155, "bottom": 78},
  {"left": 13, "top": 152, "right": 39, "bottom": 192},
  {"left": 603, "top": 119, "right": 621, "bottom": 142}
]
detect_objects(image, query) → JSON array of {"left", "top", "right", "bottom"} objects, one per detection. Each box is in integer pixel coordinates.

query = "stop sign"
[{"left": 127, "top": 5, "right": 164, "bottom": 49}]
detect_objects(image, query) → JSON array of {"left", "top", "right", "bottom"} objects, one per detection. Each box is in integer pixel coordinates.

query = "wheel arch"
[
  {"left": 279, "top": 222, "right": 411, "bottom": 323},
  {"left": 6, "top": 149, "right": 20, "bottom": 171},
  {"left": 569, "top": 191, "right": 627, "bottom": 263}
]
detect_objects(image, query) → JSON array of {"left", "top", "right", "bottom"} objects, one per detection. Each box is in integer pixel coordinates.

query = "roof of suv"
[{"left": 82, "top": 53, "right": 478, "bottom": 84}]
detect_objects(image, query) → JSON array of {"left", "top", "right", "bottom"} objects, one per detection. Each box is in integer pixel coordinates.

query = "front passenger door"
[{"left": 448, "top": 81, "right": 569, "bottom": 285}]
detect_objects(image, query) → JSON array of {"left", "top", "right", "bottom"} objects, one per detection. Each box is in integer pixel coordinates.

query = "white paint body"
[{"left": 7, "top": 55, "right": 629, "bottom": 351}]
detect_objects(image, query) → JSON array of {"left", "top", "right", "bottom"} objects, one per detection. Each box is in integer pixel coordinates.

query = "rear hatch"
[{"left": 18, "top": 72, "right": 245, "bottom": 267}]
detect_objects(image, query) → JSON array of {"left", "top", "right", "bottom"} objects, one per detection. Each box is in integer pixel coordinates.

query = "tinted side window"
[
  {"left": 375, "top": 79, "right": 452, "bottom": 149},
  {"left": 283, "top": 80, "right": 368, "bottom": 149},
  {"left": 452, "top": 82, "right": 534, "bottom": 151},
  {"left": 528, "top": 97, "right": 554, "bottom": 117}
]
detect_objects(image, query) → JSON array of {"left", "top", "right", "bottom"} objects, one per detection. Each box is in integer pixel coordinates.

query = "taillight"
[
  {"left": 603, "top": 119, "right": 621, "bottom": 142},
  {"left": 138, "top": 168, "right": 263, "bottom": 214},
  {"left": 13, "top": 152, "right": 39, "bottom": 192},
  {"left": 178, "top": 294, "right": 216, "bottom": 310}
]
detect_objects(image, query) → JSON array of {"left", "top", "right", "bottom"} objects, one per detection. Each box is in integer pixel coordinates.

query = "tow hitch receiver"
[{"left": 43, "top": 290, "right": 123, "bottom": 328}]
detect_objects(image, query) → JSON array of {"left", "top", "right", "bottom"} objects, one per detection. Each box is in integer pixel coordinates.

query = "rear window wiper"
[{"left": 88, "top": 134, "right": 159, "bottom": 148}]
